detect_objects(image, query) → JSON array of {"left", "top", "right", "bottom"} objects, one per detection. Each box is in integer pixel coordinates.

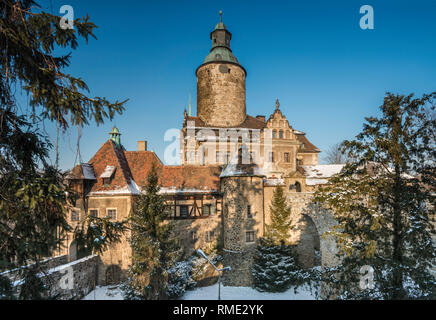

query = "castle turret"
[
  {"left": 220, "top": 146, "right": 264, "bottom": 286},
  {"left": 196, "top": 11, "right": 247, "bottom": 127},
  {"left": 109, "top": 126, "right": 121, "bottom": 146}
]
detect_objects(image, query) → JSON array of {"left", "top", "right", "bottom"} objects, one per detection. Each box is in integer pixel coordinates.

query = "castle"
[{"left": 65, "top": 13, "right": 343, "bottom": 286}]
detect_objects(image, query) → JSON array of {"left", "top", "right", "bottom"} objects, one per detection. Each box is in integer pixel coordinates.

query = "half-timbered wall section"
[{"left": 164, "top": 193, "right": 222, "bottom": 219}]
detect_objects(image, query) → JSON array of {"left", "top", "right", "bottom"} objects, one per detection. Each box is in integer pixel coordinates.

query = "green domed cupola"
[
  {"left": 204, "top": 11, "right": 240, "bottom": 65},
  {"left": 109, "top": 126, "right": 121, "bottom": 146}
]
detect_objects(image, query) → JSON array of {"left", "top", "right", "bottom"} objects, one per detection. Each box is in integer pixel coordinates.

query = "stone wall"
[
  {"left": 1, "top": 255, "right": 68, "bottom": 284},
  {"left": 172, "top": 216, "right": 222, "bottom": 259},
  {"left": 197, "top": 62, "right": 246, "bottom": 127},
  {"left": 13, "top": 255, "right": 99, "bottom": 300},
  {"left": 221, "top": 176, "right": 264, "bottom": 286},
  {"left": 264, "top": 188, "right": 340, "bottom": 269}
]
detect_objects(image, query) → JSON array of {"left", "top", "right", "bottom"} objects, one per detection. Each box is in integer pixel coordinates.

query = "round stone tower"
[
  {"left": 196, "top": 11, "right": 247, "bottom": 127},
  {"left": 220, "top": 146, "right": 265, "bottom": 286}
]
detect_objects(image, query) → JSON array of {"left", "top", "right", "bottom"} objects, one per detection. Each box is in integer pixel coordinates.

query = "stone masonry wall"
[
  {"left": 264, "top": 187, "right": 340, "bottom": 269},
  {"left": 13, "top": 255, "right": 99, "bottom": 300},
  {"left": 221, "top": 176, "right": 264, "bottom": 286},
  {"left": 197, "top": 63, "right": 246, "bottom": 127}
]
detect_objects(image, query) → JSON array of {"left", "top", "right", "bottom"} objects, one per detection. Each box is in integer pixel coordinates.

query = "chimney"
[
  {"left": 256, "top": 115, "right": 266, "bottom": 123},
  {"left": 137, "top": 141, "right": 147, "bottom": 151}
]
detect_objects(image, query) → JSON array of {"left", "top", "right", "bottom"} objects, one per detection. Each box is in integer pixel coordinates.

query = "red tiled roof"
[
  {"left": 80, "top": 139, "right": 221, "bottom": 194},
  {"left": 88, "top": 140, "right": 135, "bottom": 193},
  {"left": 160, "top": 165, "right": 222, "bottom": 191},
  {"left": 124, "top": 151, "right": 163, "bottom": 187},
  {"left": 295, "top": 133, "right": 320, "bottom": 153}
]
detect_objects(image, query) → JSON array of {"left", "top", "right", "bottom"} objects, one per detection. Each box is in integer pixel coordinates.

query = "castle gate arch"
[
  {"left": 105, "top": 265, "right": 121, "bottom": 285},
  {"left": 300, "top": 202, "right": 339, "bottom": 269}
]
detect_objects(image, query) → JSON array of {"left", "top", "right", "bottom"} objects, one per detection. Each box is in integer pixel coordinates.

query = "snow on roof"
[
  {"left": 302, "top": 164, "right": 346, "bottom": 178},
  {"left": 159, "top": 187, "right": 218, "bottom": 195},
  {"left": 99, "top": 165, "right": 116, "bottom": 179},
  {"left": 89, "top": 186, "right": 132, "bottom": 196},
  {"left": 302, "top": 164, "right": 345, "bottom": 186},
  {"left": 220, "top": 146, "right": 265, "bottom": 178}
]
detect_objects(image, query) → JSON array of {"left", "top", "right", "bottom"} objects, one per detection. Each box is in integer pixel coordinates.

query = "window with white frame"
[{"left": 107, "top": 208, "right": 117, "bottom": 220}]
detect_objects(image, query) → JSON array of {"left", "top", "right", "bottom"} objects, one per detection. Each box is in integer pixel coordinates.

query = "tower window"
[
  {"left": 284, "top": 152, "right": 290, "bottom": 163},
  {"left": 190, "top": 231, "right": 198, "bottom": 242},
  {"left": 272, "top": 130, "right": 277, "bottom": 139},
  {"left": 246, "top": 231, "right": 255, "bottom": 243},
  {"left": 247, "top": 205, "right": 252, "bottom": 218},
  {"left": 206, "top": 231, "right": 214, "bottom": 242},
  {"left": 279, "top": 130, "right": 284, "bottom": 139}
]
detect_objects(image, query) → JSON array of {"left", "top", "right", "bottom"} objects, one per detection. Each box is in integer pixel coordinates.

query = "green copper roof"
[
  {"left": 214, "top": 21, "right": 227, "bottom": 30},
  {"left": 109, "top": 126, "right": 121, "bottom": 145},
  {"left": 204, "top": 47, "right": 239, "bottom": 64},
  {"left": 110, "top": 126, "right": 120, "bottom": 134}
]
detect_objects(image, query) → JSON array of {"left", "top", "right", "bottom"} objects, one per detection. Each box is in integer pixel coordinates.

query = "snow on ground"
[
  {"left": 182, "top": 283, "right": 316, "bottom": 300},
  {"left": 83, "top": 285, "right": 124, "bottom": 300},
  {"left": 83, "top": 284, "right": 316, "bottom": 300}
]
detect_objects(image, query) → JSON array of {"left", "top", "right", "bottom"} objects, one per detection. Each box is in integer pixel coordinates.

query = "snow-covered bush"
[{"left": 167, "top": 260, "right": 197, "bottom": 299}]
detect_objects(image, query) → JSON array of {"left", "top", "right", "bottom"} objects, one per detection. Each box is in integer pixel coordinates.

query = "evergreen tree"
[
  {"left": 124, "top": 164, "right": 179, "bottom": 300},
  {"left": 265, "top": 187, "right": 293, "bottom": 244},
  {"left": 251, "top": 238, "right": 303, "bottom": 292},
  {"left": 315, "top": 92, "right": 436, "bottom": 299},
  {"left": 0, "top": 0, "right": 127, "bottom": 299},
  {"left": 251, "top": 188, "right": 313, "bottom": 293}
]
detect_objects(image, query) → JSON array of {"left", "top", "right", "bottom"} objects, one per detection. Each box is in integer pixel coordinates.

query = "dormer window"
[{"left": 100, "top": 165, "right": 116, "bottom": 185}]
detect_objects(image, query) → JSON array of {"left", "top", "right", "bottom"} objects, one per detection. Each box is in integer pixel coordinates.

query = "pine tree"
[
  {"left": 251, "top": 238, "right": 303, "bottom": 292},
  {"left": 0, "top": 0, "right": 127, "bottom": 299},
  {"left": 251, "top": 187, "right": 311, "bottom": 293},
  {"left": 124, "top": 164, "right": 179, "bottom": 300},
  {"left": 315, "top": 92, "right": 436, "bottom": 300},
  {"left": 265, "top": 187, "right": 293, "bottom": 244}
]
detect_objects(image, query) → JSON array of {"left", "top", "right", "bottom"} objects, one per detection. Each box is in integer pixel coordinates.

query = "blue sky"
[{"left": 36, "top": 0, "right": 436, "bottom": 169}]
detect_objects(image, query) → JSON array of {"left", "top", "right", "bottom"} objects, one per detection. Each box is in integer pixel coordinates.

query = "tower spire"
[
  {"left": 189, "top": 93, "right": 192, "bottom": 116},
  {"left": 275, "top": 99, "right": 280, "bottom": 110},
  {"left": 219, "top": 10, "right": 222, "bottom": 23}
]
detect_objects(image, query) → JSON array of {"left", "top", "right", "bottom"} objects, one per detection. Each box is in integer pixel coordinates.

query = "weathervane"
[{"left": 219, "top": 10, "right": 223, "bottom": 23}]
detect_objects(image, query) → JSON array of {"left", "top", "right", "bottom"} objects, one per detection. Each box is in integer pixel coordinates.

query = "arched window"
[
  {"left": 290, "top": 182, "right": 302, "bottom": 192},
  {"left": 279, "top": 130, "right": 284, "bottom": 139},
  {"left": 295, "top": 182, "right": 302, "bottom": 192},
  {"left": 272, "top": 130, "right": 277, "bottom": 139}
]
